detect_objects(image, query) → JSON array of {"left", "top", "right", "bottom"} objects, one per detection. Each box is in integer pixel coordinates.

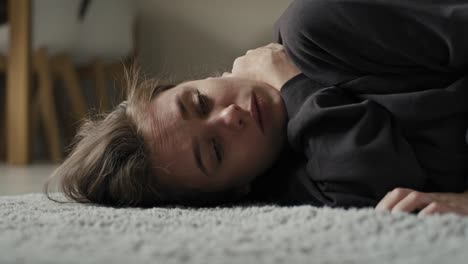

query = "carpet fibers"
[{"left": 1, "top": 193, "right": 468, "bottom": 264}]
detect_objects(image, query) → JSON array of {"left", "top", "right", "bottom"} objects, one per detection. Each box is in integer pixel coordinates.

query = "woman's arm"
[
  {"left": 278, "top": 74, "right": 429, "bottom": 208},
  {"left": 274, "top": 0, "right": 468, "bottom": 213},
  {"left": 275, "top": 0, "right": 468, "bottom": 87}
]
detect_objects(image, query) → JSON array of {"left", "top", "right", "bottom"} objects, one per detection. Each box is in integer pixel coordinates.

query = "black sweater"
[{"left": 243, "top": 0, "right": 468, "bottom": 209}]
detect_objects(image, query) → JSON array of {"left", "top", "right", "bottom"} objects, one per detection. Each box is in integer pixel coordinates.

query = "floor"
[{"left": 0, "top": 163, "right": 58, "bottom": 196}]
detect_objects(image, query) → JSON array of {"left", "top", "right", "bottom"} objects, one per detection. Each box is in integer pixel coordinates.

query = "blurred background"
[{"left": 0, "top": 0, "right": 292, "bottom": 195}]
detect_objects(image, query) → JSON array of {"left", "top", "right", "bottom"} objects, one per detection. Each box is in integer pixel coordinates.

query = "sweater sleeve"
[
  {"left": 279, "top": 74, "right": 428, "bottom": 208},
  {"left": 274, "top": 0, "right": 468, "bottom": 87}
]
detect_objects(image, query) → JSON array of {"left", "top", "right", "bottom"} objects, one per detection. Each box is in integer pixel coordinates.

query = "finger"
[
  {"left": 391, "top": 191, "right": 433, "bottom": 213},
  {"left": 222, "top": 72, "right": 232, "bottom": 77},
  {"left": 246, "top": 49, "right": 255, "bottom": 54},
  {"left": 417, "top": 202, "right": 452, "bottom": 216},
  {"left": 418, "top": 202, "right": 468, "bottom": 217},
  {"left": 265, "top": 43, "right": 284, "bottom": 50},
  {"left": 375, "top": 188, "right": 414, "bottom": 211},
  {"left": 232, "top": 57, "right": 242, "bottom": 69}
]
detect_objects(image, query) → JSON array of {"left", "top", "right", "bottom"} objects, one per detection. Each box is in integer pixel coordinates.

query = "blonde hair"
[{"left": 43, "top": 64, "right": 248, "bottom": 208}]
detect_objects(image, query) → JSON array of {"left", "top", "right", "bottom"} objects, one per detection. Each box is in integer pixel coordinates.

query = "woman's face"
[{"left": 145, "top": 76, "right": 287, "bottom": 194}]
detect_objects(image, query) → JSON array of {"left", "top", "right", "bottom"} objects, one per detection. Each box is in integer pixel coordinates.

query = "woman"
[{"left": 45, "top": 0, "right": 468, "bottom": 216}]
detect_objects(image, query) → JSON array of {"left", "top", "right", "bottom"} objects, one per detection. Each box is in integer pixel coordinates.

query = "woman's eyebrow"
[{"left": 192, "top": 136, "right": 210, "bottom": 177}]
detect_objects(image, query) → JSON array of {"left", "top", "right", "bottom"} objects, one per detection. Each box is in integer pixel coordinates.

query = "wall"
[{"left": 135, "top": 0, "right": 293, "bottom": 82}]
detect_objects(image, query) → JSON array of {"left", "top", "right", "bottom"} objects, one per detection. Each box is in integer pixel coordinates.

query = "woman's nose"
[{"left": 214, "top": 104, "right": 246, "bottom": 131}]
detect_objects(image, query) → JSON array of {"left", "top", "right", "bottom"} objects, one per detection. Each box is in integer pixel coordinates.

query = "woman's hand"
[
  {"left": 375, "top": 187, "right": 468, "bottom": 217},
  {"left": 223, "top": 43, "right": 301, "bottom": 91}
]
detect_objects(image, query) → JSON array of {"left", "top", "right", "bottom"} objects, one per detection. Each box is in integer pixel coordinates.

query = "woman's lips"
[{"left": 250, "top": 92, "right": 264, "bottom": 135}]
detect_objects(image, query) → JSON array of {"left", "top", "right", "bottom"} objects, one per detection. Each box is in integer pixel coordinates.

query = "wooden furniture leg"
[
  {"left": 0, "top": 55, "right": 5, "bottom": 161},
  {"left": 7, "top": 0, "right": 31, "bottom": 165},
  {"left": 0, "top": 89, "right": 4, "bottom": 161},
  {"left": 34, "top": 48, "right": 62, "bottom": 162},
  {"left": 52, "top": 54, "right": 87, "bottom": 120},
  {"left": 30, "top": 83, "right": 41, "bottom": 157}
]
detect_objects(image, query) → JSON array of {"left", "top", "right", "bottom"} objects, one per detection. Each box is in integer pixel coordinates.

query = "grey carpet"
[{"left": 1, "top": 193, "right": 468, "bottom": 264}]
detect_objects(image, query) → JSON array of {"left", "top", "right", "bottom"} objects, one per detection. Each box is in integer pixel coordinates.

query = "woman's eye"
[
  {"left": 212, "top": 139, "right": 223, "bottom": 164},
  {"left": 196, "top": 89, "right": 209, "bottom": 116}
]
